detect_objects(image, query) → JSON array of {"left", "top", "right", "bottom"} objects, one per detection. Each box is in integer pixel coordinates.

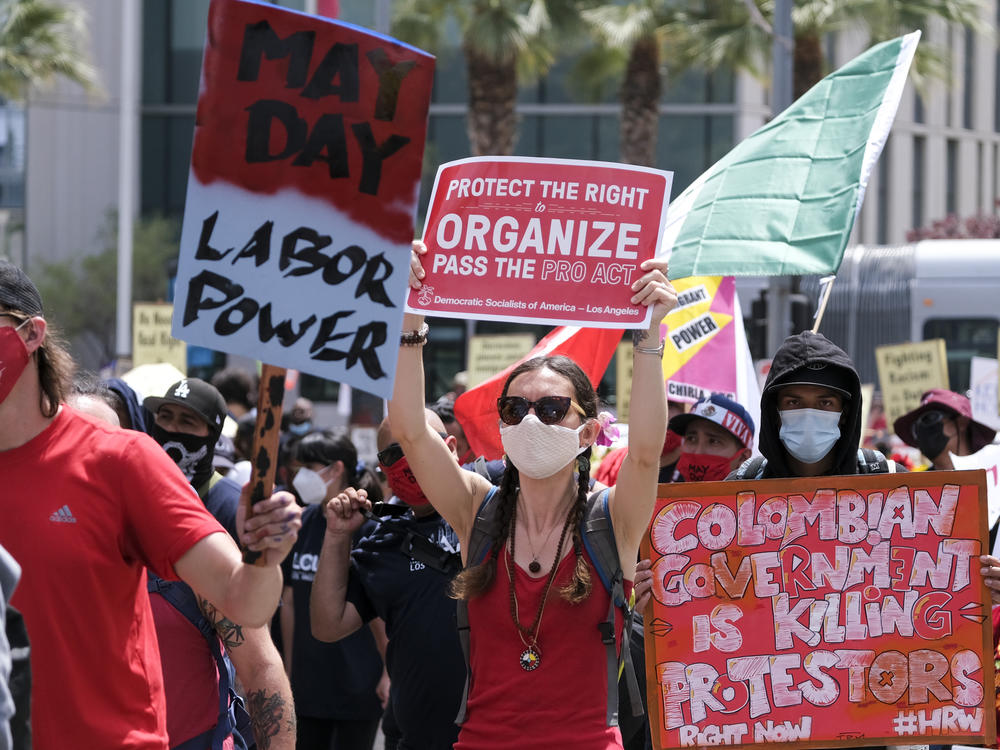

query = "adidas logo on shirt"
[{"left": 49, "top": 505, "right": 77, "bottom": 524}]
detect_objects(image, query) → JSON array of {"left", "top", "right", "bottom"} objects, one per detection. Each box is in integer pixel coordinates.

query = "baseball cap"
[
  {"left": 143, "top": 378, "right": 228, "bottom": 438},
  {"left": 0, "top": 260, "right": 43, "bottom": 316},
  {"left": 766, "top": 362, "right": 853, "bottom": 400},
  {"left": 893, "top": 388, "right": 997, "bottom": 452},
  {"left": 668, "top": 393, "right": 755, "bottom": 450}
]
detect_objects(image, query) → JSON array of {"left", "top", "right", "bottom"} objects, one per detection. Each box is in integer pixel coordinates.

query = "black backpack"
[
  {"left": 147, "top": 573, "right": 255, "bottom": 750},
  {"left": 732, "top": 448, "right": 895, "bottom": 480},
  {"left": 455, "top": 486, "right": 643, "bottom": 727}
]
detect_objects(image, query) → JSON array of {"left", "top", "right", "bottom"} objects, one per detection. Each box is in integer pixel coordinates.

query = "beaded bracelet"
[{"left": 400, "top": 322, "right": 429, "bottom": 346}]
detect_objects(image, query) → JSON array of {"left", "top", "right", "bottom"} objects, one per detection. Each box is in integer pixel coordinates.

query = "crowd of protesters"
[{"left": 4, "top": 249, "right": 1000, "bottom": 750}]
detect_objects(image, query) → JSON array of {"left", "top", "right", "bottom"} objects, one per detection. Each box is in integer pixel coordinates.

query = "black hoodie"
[{"left": 758, "top": 332, "right": 863, "bottom": 479}]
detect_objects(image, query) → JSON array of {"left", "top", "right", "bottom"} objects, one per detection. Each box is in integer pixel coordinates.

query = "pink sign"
[{"left": 406, "top": 157, "right": 673, "bottom": 328}]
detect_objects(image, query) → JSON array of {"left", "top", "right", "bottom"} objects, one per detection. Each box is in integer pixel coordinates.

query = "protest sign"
[
  {"left": 407, "top": 157, "right": 672, "bottom": 328},
  {"left": 133, "top": 303, "right": 186, "bottom": 371},
  {"left": 467, "top": 333, "right": 536, "bottom": 388},
  {"left": 661, "top": 276, "right": 737, "bottom": 403},
  {"left": 970, "top": 356, "right": 1000, "bottom": 432},
  {"left": 641, "top": 471, "right": 994, "bottom": 750},
  {"left": 172, "top": 0, "right": 434, "bottom": 400},
  {"left": 875, "top": 339, "right": 949, "bottom": 426}
]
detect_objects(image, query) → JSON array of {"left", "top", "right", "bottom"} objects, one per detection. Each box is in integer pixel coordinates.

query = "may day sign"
[
  {"left": 407, "top": 157, "right": 672, "bottom": 328},
  {"left": 641, "top": 472, "right": 994, "bottom": 749},
  {"left": 172, "top": 0, "right": 434, "bottom": 399}
]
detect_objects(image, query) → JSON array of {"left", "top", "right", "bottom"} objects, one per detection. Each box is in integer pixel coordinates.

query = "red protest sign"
[
  {"left": 640, "top": 471, "right": 995, "bottom": 750},
  {"left": 407, "top": 157, "right": 672, "bottom": 328},
  {"left": 192, "top": 0, "right": 431, "bottom": 243},
  {"left": 172, "top": 0, "right": 434, "bottom": 399}
]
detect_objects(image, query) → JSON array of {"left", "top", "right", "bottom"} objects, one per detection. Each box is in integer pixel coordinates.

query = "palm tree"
[
  {"left": 579, "top": 3, "right": 674, "bottom": 167},
  {"left": 0, "top": 0, "right": 99, "bottom": 101},
  {"left": 675, "top": 0, "right": 984, "bottom": 100},
  {"left": 393, "top": 0, "right": 585, "bottom": 156}
]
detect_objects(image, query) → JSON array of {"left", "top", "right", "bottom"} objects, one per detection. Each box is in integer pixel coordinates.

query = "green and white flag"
[{"left": 663, "top": 31, "right": 920, "bottom": 278}]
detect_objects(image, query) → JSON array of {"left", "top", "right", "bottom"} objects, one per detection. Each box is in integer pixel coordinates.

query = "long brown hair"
[
  {"left": 451, "top": 355, "right": 598, "bottom": 604},
  {"left": 2, "top": 307, "right": 73, "bottom": 417}
]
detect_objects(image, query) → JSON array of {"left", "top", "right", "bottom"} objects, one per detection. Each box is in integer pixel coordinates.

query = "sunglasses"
[
  {"left": 378, "top": 443, "right": 405, "bottom": 468},
  {"left": 497, "top": 395, "right": 586, "bottom": 426},
  {"left": 377, "top": 432, "right": 450, "bottom": 468}
]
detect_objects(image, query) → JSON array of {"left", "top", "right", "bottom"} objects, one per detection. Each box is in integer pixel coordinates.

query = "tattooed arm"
[{"left": 200, "top": 597, "right": 296, "bottom": 750}]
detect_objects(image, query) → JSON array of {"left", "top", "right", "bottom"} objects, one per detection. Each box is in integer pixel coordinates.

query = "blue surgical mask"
[
  {"left": 288, "top": 421, "right": 312, "bottom": 436},
  {"left": 778, "top": 408, "right": 841, "bottom": 464}
]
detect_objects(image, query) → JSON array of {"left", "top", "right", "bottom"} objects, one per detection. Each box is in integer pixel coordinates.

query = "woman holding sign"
[{"left": 378, "top": 243, "right": 674, "bottom": 748}]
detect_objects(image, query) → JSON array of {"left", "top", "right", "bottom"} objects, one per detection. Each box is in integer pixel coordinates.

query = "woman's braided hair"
[{"left": 450, "top": 355, "right": 596, "bottom": 604}]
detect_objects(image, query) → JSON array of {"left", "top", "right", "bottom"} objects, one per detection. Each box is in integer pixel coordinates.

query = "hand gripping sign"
[
  {"left": 171, "top": 0, "right": 433, "bottom": 559},
  {"left": 640, "top": 471, "right": 995, "bottom": 750},
  {"left": 406, "top": 157, "right": 673, "bottom": 328}
]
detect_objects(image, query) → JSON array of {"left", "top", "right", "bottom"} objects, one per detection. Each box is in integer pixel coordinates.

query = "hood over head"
[{"left": 759, "top": 331, "right": 862, "bottom": 478}]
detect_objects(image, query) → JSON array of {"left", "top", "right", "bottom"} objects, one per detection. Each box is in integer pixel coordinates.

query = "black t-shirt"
[
  {"left": 202, "top": 473, "right": 241, "bottom": 541},
  {"left": 347, "top": 510, "right": 465, "bottom": 750},
  {"left": 282, "top": 504, "right": 383, "bottom": 720}
]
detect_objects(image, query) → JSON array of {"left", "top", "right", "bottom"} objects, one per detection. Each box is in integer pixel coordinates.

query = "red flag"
[
  {"left": 454, "top": 327, "right": 624, "bottom": 460},
  {"left": 316, "top": 0, "right": 340, "bottom": 18}
]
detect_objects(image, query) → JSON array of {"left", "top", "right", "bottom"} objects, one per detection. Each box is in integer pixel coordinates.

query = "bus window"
[{"left": 922, "top": 317, "right": 999, "bottom": 393}]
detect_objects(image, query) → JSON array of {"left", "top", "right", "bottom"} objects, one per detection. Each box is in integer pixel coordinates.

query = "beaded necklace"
[{"left": 505, "top": 496, "right": 574, "bottom": 671}]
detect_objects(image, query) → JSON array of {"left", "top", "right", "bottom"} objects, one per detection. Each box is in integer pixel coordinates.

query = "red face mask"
[
  {"left": 662, "top": 430, "right": 682, "bottom": 457},
  {"left": 0, "top": 323, "right": 29, "bottom": 405},
  {"left": 676, "top": 451, "right": 741, "bottom": 482},
  {"left": 382, "top": 455, "right": 431, "bottom": 507}
]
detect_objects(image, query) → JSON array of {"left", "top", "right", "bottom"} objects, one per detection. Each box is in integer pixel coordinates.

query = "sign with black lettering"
[{"left": 172, "top": 0, "right": 434, "bottom": 398}]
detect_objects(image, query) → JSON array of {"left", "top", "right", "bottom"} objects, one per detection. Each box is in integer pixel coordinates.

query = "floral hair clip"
[{"left": 595, "top": 411, "right": 620, "bottom": 447}]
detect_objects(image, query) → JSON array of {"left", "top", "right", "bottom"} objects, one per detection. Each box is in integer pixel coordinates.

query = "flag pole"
[{"left": 811, "top": 275, "right": 836, "bottom": 333}]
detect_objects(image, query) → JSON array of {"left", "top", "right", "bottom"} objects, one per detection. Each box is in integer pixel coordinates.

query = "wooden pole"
[
  {"left": 811, "top": 276, "right": 836, "bottom": 334},
  {"left": 243, "top": 363, "right": 288, "bottom": 564}
]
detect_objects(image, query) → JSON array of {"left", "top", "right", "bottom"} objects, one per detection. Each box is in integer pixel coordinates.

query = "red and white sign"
[
  {"left": 642, "top": 471, "right": 995, "bottom": 749},
  {"left": 407, "top": 157, "right": 673, "bottom": 328},
  {"left": 172, "top": 0, "right": 434, "bottom": 399}
]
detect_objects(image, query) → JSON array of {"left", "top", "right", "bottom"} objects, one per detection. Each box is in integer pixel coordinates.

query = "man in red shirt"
[{"left": 0, "top": 259, "right": 302, "bottom": 749}]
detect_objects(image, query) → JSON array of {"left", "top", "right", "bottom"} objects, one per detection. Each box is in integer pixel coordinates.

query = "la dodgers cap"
[{"left": 143, "top": 378, "right": 228, "bottom": 437}]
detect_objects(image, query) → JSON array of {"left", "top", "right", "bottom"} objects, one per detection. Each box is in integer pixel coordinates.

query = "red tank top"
[{"left": 456, "top": 546, "right": 628, "bottom": 750}]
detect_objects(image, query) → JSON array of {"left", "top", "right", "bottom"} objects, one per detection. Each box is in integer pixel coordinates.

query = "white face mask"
[
  {"left": 500, "top": 414, "right": 589, "bottom": 479},
  {"left": 778, "top": 408, "right": 842, "bottom": 464},
  {"left": 293, "top": 467, "right": 331, "bottom": 505}
]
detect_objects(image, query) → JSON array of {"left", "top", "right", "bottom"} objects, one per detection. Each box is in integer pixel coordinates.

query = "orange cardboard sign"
[{"left": 640, "top": 471, "right": 995, "bottom": 749}]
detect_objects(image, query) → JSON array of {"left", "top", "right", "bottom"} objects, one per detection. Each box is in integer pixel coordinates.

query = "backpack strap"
[
  {"left": 733, "top": 456, "right": 767, "bottom": 480},
  {"left": 455, "top": 486, "right": 501, "bottom": 725},
  {"left": 148, "top": 573, "right": 245, "bottom": 750},
  {"left": 857, "top": 448, "right": 891, "bottom": 474},
  {"left": 580, "top": 488, "right": 643, "bottom": 726},
  {"left": 472, "top": 456, "right": 492, "bottom": 481}
]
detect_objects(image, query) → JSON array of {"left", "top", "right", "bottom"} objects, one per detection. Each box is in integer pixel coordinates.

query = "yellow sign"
[
  {"left": 875, "top": 338, "right": 949, "bottom": 426},
  {"left": 467, "top": 334, "right": 536, "bottom": 387},
  {"left": 133, "top": 303, "right": 187, "bottom": 371}
]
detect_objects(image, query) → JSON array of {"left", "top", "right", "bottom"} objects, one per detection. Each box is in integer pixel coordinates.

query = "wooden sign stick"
[{"left": 243, "top": 363, "right": 288, "bottom": 564}]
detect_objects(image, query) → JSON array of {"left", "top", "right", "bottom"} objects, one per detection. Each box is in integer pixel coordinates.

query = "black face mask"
[
  {"left": 913, "top": 411, "right": 950, "bottom": 460},
  {"left": 151, "top": 423, "right": 216, "bottom": 490}
]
